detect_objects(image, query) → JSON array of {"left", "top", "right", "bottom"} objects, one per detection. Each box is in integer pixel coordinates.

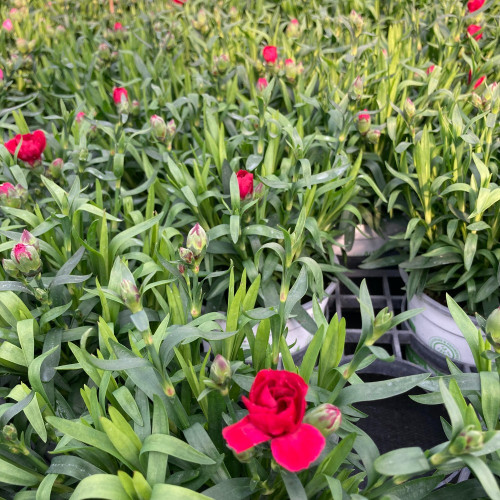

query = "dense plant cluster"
[{"left": 0, "top": 0, "right": 499, "bottom": 499}]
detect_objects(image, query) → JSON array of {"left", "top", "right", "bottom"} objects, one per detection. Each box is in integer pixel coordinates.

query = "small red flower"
[
  {"left": 290, "top": 18, "right": 299, "bottom": 25},
  {"left": 256, "top": 77, "right": 268, "bottom": 92},
  {"left": 236, "top": 170, "right": 254, "bottom": 199},
  {"left": 263, "top": 45, "right": 278, "bottom": 64},
  {"left": 358, "top": 109, "right": 370, "bottom": 122},
  {"left": 474, "top": 76, "right": 486, "bottom": 89},
  {"left": 285, "top": 58, "right": 294, "bottom": 66},
  {"left": 468, "top": 69, "right": 473, "bottom": 84},
  {"left": 467, "top": 24, "right": 483, "bottom": 40},
  {"left": 2, "top": 19, "right": 13, "bottom": 31},
  {"left": 172, "top": 0, "right": 186, "bottom": 4},
  {"left": 113, "top": 22, "right": 124, "bottom": 31},
  {"left": 222, "top": 370, "right": 325, "bottom": 472},
  {"left": 75, "top": 111, "right": 86, "bottom": 123},
  {"left": 112, "top": 87, "right": 128, "bottom": 105},
  {"left": 5, "top": 130, "right": 46, "bottom": 166},
  {"left": 0, "top": 68, "right": 3, "bottom": 80},
  {"left": 426, "top": 65, "right": 435, "bottom": 75},
  {"left": 467, "top": 0, "right": 485, "bottom": 12}
]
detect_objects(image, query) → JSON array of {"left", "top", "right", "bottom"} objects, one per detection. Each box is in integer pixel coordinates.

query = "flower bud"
[
  {"left": 120, "top": 279, "right": 142, "bottom": 313},
  {"left": 49, "top": 158, "right": 64, "bottom": 178},
  {"left": 179, "top": 247, "right": 194, "bottom": 265},
  {"left": 16, "top": 38, "right": 29, "bottom": 53},
  {"left": 229, "top": 6, "right": 238, "bottom": 20},
  {"left": 370, "top": 307, "right": 393, "bottom": 343},
  {"left": 449, "top": 426, "right": 483, "bottom": 455},
  {"left": 350, "top": 76, "right": 363, "bottom": 100},
  {"left": 367, "top": 129, "right": 381, "bottom": 145},
  {"left": 2, "top": 258, "right": 19, "bottom": 278},
  {"left": 192, "top": 9, "right": 208, "bottom": 33},
  {"left": 486, "top": 307, "right": 500, "bottom": 344},
  {"left": 20, "top": 230, "right": 39, "bottom": 251},
  {"left": 0, "top": 182, "right": 23, "bottom": 208},
  {"left": 404, "top": 98, "right": 416, "bottom": 119},
  {"left": 357, "top": 109, "right": 371, "bottom": 135},
  {"left": 286, "top": 18, "right": 300, "bottom": 38},
  {"left": 215, "top": 53, "right": 230, "bottom": 74},
  {"left": 186, "top": 223, "right": 207, "bottom": 257},
  {"left": 131, "top": 100, "right": 140, "bottom": 116},
  {"left": 113, "top": 87, "right": 129, "bottom": 114},
  {"left": 75, "top": 111, "right": 86, "bottom": 123},
  {"left": 304, "top": 404, "right": 342, "bottom": 437},
  {"left": 284, "top": 58, "right": 298, "bottom": 81},
  {"left": 210, "top": 354, "right": 232, "bottom": 386},
  {"left": 166, "top": 119, "right": 176, "bottom": 138},
  {"left": 150, "top": 115, "right": 167, "bottom": 141},
  {"left": 256, "top": 77, "right": 268, "bottom": 92},
  {"left": 11, "top": 243, "right": 41, "bottom": 276},
  {"left": 471, "top": 92, "right": 483, "bottom": 109},
  {"left": 350, "top": 10, "right": 363, "bottom": 37}
]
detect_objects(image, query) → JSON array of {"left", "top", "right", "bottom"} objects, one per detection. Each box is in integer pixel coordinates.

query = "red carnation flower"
[
  {"left": 467, "top": 0, "right": 485, "bottom": 12},
  {"left": 474, "top": 76, "right": 486, "bottom": 89},
  {"left": 222, "top": 370, "right": 326, "bottom": 472},
  {"left": 0, "top": 182, "right": 15, "bottom": 195},
  {"left": 236, "top": 170, "right": 254, "bottom": 199},
  {"left": 263, "top": 45, "right": 278, "bottom": 64},
  {"left": 467, "top": 24, "right": 483, "bottom": 40},
  {"left": 5, "top": 130, "right": 46, "bottom": 166},
  {"left": 113, "top": 22, "right": 124, "bottom": 31},
  {"left": 113, "top": 87, "right": 128, "bottom": 105},
  {"left": 426, "top": 65, "right": 435, "bottom": 75}
]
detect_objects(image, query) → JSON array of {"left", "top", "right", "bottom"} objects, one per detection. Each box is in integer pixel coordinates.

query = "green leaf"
[
  {"left": 480, "top": 371, "right": 500, "bottom": 431},
  {"left": 281, "top": 470, "right": 307, "bottom": 500},
  {"left": 47, "top": 456, "right": 104, "bottom": 480},
  {"left": 374, "top": 447, "right": 430, "bottom": 476},
  {"left": 0, "top": 457, "right": 41, "bottom": 486},
  {"left": 462, "top": 455, "right": 500, "bottom": 500},
  {"left": 70, "top": 474, "right": 129, "bottom": 500},
  {"left": 140, "top": 434, "right": 216, "bottom": 465},
  {"left": 151, "top": 485, "right": 211, "bottom": 500},
  {"left": 203, "top": 478, "right": 254, "bottom": 500}
]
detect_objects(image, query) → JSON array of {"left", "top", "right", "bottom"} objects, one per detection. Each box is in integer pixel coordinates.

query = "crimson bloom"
[
  {"left": 474, "top": 76, "right": 486, "bottom": 89},
  {"left": 172, "top": 0, "right": 186, "bottom": 4},
  {"left": 222, "top": 370, "right": 326, "bottom": 472},
  {"left": 426, "top": 65, "right": 435, "bottom": 75},
  {"left": 75, "top": 111, "right": 86, "bottom": 123},
  {"left": 236, "top": 170, "right": 253, "bottom": 199},
  {"left": 5, "top": 130, "right": 46, "bottom": 166},
  {"left": 113, "top": 87, "right": 128, "bottom": 105},
  {"left": 113, "top": 22, "right": 124, "bottom": 31},
  {"left": 467, "top": 24, "right": 483, "bottom": 40},
  {"left": 0, "top": 182, "right": 15, "bottom": 195},
  {"left": 467, "top": 0, "right": 485, "bottom": 12},
  {"left": 263, "top": 45, "right": 278, "bottom": 64},
  {"left": 256, "top": 77, "right": 268, "bottom": 92}
]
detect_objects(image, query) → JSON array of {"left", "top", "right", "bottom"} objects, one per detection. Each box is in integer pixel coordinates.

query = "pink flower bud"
[
  {"left": 150, "top": 115, "right": 167, "bottom": 141},
  {"left": 186, "top": 223, "right": 207, "bottom": 257},
  {"left": 11, "top": 242, "right": 41, "bottom": 276},
  {"left": 367, "top": 129, "right": 381, "bottom": 145},
  {"left": 113, "top": 22, "right": 124, "bottom": 31},
  {"left": 467, "top": 24, "right": 483, "bottom": 41},
  {"left": 426, "top": 65, "right": 435, "bottom": 75},
  {"left": 113, "top": 87, "right": 128, "bottom": 105},
  {"left": 256, "top": 77, "right": 268, "bottom": 92},
  {"left": 49, "top": 158, "right": 64, "bottom": 178},
  {"left": 286, "top": 18, "right": 300, "bottom": 37},
  {"left": 473, "top": 76, "right": 486, "bottom": 90},
  {"left": 75, "top": 111, "right": 86, "bottom": 123},
  {"left": 304, "top": 404, "right": 342, "bottom": 437},
  {"left": 20, "top": 230, "right": 39, "bottom": 251},
  {"left": 120, "top": 279, "right": 142, "bottom": 313},
  {"left": 179, "top": 247, "right": 194, "bottom": 264},
  {"left": 2, "top": 19, "right": 13, "bottom": 31},
  {"left": 404, "top": 98, "right": 416, "bottom": 119},
  {"left": 357, "top": 109, "right": 371, "bottom": 135},
  {"left": 210, "top": 354, "right": 232, "bottom": 386}
]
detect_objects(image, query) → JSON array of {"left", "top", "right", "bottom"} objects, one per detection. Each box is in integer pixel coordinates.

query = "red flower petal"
[
  {"left": 271, "top": 423, "right": 325, "bottom": 472},
  {"left": 222, "top": 416, "right": 271, "bottom": 454}
]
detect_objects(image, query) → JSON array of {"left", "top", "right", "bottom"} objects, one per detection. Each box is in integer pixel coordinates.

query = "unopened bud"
[
  {"left": 16, "top": 38, "right": 29, "bottom": 53},
  {"left": 304, "top": 404, "right": 342, "bottom": 437},
  {"left": 367, "top": 129, "right": 381, "bottom": 145},
  {"left": 0, "top": 182, "right": 25, "bottom": 208},
  {"left": 351, "top": 76, "right": 363, "bottom": 100},
  {"left": 131, "top": 100, "right": 140, "bottom": 116},
  {"left": 370, "top": 307, "right": 393, "bottom": 343},
  {"left": 179, "top": 247, "right": 194, "bottom": 265},
  {"left": 120, "top": 279, "right": 142, "bottom": 313},
  {"left": 2, "top": 258, "right": 19, "bottom": 278},
  {"left": 486, "top": 307, "right": 500, "bottom": 344},
  {"left": 11, "top": 243, "right": 41, "bottom": 276},
  {"left": 210, "top": 354, "right": 232, "bottom": 386},
  {"left": 449, "top": 426, "right": 483, "bottom": 455},
  {"left": 471, "top": 92, "right": 483, "bottom": 109},
  {"left": 404, "top": 98, "right": 416, "bottom": 119},
  {"left": 49, "top": 158, "right": 64, "bottom": 178},
  {"left": 286, "top": 18, "right": 300, "bottom": 38},
  {"left": 350, "top": 10, "right": 363, "bottom": 37},
  {"left": 150, "top": 115, "right": 167, "bottom": 141},
  {"left": 20, "top": 230, "right": 39, "bottom": 251},
  {"left": 256, "top": 77, "right": 268, "bottom": 92},
  {"left": 357, "top": 109, "right": 371, "bottom": 135},
  {"left": 284, "top": 59, "right": 298, "bottom": 81},
  {"left": 186, "top": 223, "right": 207, "bottom": 257}
]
